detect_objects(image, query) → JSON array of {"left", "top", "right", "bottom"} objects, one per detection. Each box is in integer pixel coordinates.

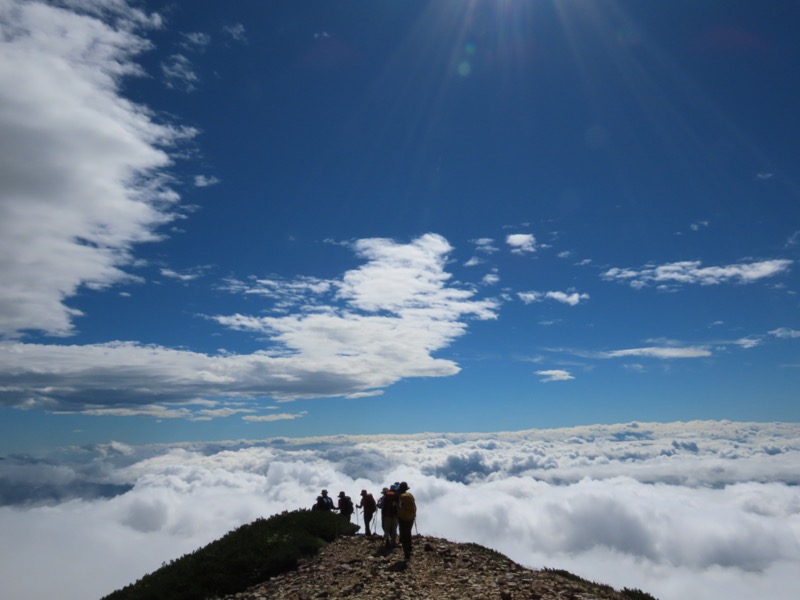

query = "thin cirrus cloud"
[
  {"left": 601, "top": 346, "right": 712, "bottom": 359},
  {"left": 0, "top": 0, "right": 194, "bottom": 338},
  {"left": 602, "top": 259, "right": 792, "bottom": 289},
  {"left": 0, "top": 234, "right": 497, "bottom": 416},
  {"left": 242, "top": 412, "right": 307, "bottom": 423},
  {"left": 770, "top": 328, "right": 800, "bottom": 339}
]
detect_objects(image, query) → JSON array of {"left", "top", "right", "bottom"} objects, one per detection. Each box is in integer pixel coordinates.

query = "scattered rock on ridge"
[{"left": 219, "top": 535, "right": 654, "bottom": 600}]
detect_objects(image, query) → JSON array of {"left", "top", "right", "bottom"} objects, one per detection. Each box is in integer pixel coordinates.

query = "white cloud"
[
  {"left": 518, "top": 291, "right": 589, "bottom": 306},
  {"left": 602, "top": 346, "right": 712, "bottom": 359},
  {"left": 222, "top": 23, "right": 247, "bottom": 43},
  {"left": 733, "top": 337, "right": 761, "bottom": 349},
  {"left": 180, "top": 32, "right": 211, "bottom": 50},
  {"left": 536, "top": 369, "right": 574, "bottom": 382},
  {"left": 161, "top": 53, "right": 199, "bottom": 91},
  {"left": 345, "top": 390, "right": 384, "bottom": 399},
  {"left": 602, "top": 259, "right": 792, "bottom": 289},
  {"left": 770, "top": 328, "right": 800, "bottom": 339},
  {"left": 1, "top": 421, "right": 798, "bottom": 600},
  {"left": 160, "top": 268, "right": 201, "bottom": 282},
  {"left": 472, "top": 238, "right": 498, "bottom": 253},
  {"left": 482, "top": 273, "right": 500, "bottom": 285},
  {"left": 0, "top": 235, "right": 498, "bottom": 414},
  {"left": 506, "top": 233, "right": 536, "bottom": 254},
  {"left": 242, "top": 412, "right": 307, "bottom": 423},
  {"left": 0, "top": 0, "right": 193, "bottom": 338},
  {"left": 194, "top": 174, "right": 220, "bottom": 187}
]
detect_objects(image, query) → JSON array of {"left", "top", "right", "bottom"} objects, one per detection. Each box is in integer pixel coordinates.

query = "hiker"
[
  {"left": 379, "top": 485, "right": 399, "bottom": 547},
  {"left": 311, "top": 496, "right": 326, "bottom": 511},
  {"left": 319, "top": 489, "right": 334, "bottom": 511},
  {"left": 397, "top": 481, "right": 416, "bottom": 561},
  {"left": 357, "top": 489, "right": 377, "bottom": 536},
  {"left": 337, "top": 491, "right": 354, "bottom": 522}
]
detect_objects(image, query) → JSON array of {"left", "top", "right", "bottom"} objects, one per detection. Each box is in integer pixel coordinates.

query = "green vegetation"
[
  {"left": 461, "top": 541, "right": 518, "bottom": 564},
  {"left": 542, "top": 568, "right": 658, "bottom": 600},
  {"left": 102, "top": 509, "right": 358, "bottom": 600},
  {"left": 621, "top": 588, "right": 659, "bottom": 600}
]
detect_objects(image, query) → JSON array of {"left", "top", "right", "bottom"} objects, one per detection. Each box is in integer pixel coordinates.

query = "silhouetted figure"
[
  {"left": 357, "top": 489, "right": 377, "bottom": 536},
  {"left": 319, "top": 489, "right": 334, "bottom": 511},
  {"left": 379, "top": 485, "right": 399, "bottom": 547},
  {"left": 337, "top": 491, "right": 354, "bottom": 521},
  {"left": 397, "top": 481, "right": 416, "bottom": 561}
]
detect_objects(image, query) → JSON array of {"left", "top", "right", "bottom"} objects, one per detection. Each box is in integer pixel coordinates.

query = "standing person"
[
  {"left": 337, "top": 491, "right": 354, "bottom": 522},
  {"left": 319, "top": 489, "right": 334, "bottom": 511},
  {"left": 380, "top": 485, "right": 399, "bottom": 547},
  {"left": 397, "top": 481, "right": 416, "bottom": 561},
  {"left": 357, "top": 489, "right": 377, "bottom": 536}
]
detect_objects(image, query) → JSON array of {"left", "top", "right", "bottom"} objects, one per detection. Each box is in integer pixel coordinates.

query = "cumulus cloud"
[
  {"left": 506, "top": 233, "right": 536, "bottom": 254},
  {"left": 536, "top": 369, "right": 574, "bottom": 382},
  {"left": 1, "top": 421, "right": 798, "bottom": 600},
  {"left": 602, "top": 259, "right": 792, "bottom": 289},
  {"left": 0, "top": 0, "right": 193, "bottom": 338},
  {"left": 519, "top": 291, "right": 590, "bottom": 306},
  {"left": 0, "top": 234, "right": 497, "bottom": 415}
]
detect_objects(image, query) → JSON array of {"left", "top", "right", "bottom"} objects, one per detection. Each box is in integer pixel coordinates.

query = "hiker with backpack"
[
  {"left": 337, "top": 491, "right": 354, "bottom": 522},
  {"left": 397, "top": 481, "right": 416, "bottom": 561},
  {"left": 318, "top": 489, "right": 334, "bottom": 511},
  {"left": 378, "top": 484, "right": 399, "bottom": 547},
  {"left": 357, "top": 489, "right": 377, "bottom": 536}
]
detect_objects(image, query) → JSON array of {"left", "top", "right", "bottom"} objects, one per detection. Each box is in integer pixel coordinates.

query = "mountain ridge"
[
  {"left": 101, "top": 510, "right": 656, "bottom": 600},
  {"left": 217, "top": 533, "right": 656, "bottom": 600}
]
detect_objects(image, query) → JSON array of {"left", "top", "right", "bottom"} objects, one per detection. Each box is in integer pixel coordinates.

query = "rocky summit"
[{"left": 219, "top": 534, "right": 654, "bottom": 600}]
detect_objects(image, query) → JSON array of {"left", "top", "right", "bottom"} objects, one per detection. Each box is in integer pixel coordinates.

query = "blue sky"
[{"left": 1, "top": 0, "right": 800, "bottom": 453}]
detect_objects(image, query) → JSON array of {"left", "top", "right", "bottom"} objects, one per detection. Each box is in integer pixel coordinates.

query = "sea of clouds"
[{"left": 1, "top": 420, "right": 798, "bottom": 600}]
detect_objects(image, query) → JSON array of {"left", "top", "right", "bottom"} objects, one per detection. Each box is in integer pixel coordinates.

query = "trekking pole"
[{"left": 414, "top": 519, "right": 418, "bottom": 535}]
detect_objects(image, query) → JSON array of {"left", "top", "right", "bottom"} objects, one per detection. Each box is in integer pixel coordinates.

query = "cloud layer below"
[{"left": 1, "top": 421, "right": 798, "bottom": 600}]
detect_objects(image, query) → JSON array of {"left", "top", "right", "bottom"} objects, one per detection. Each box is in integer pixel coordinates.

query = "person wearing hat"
[
  {"left": 357, "top": 489, "right": 377, "bottom": 536},
  {"left": 319, "top": 489, "right": 334, "bottom": 511},
  {"left": 337, "top": 491, "right": 354, "bottom": 521},
  {"left": 397, "top": 482, "right": 416, "bottom": 561}
]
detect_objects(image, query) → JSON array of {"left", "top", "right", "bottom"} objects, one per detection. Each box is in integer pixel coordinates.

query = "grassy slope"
[{"left": 101, "top": 510, "right": 358, "bottom": 600}]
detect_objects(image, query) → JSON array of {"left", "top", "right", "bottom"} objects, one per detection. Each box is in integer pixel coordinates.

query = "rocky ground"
[{"left": 220, "top": 534, "right": 653, "bottom": 600}]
